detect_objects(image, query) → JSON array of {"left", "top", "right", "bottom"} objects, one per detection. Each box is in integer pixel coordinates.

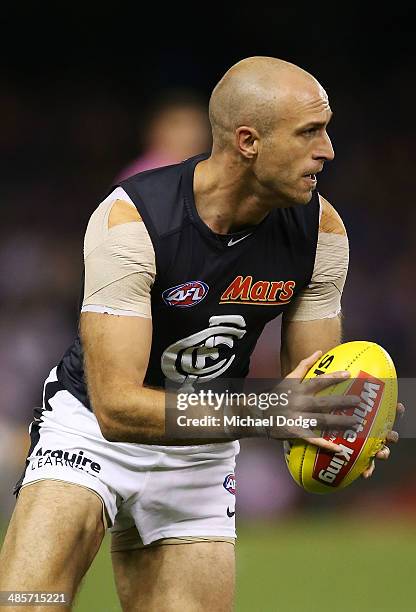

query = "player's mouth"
[{"left": 303, "top": 173, "right": 317, "bottom": 187}]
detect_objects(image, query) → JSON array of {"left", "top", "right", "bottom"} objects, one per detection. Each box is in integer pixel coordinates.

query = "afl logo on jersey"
[
  {"left": 162, "top": 281, "right": 209, "bottom": 308},
  {"left": 223, "top": 474, "right": 236, "bottom": 495}
]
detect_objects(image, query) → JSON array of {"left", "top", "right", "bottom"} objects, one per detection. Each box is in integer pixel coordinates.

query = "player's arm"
[
  {"left": 280, "top": 194, "right": 348, "bottom": 376},
  {"left": 280, "top": 196, "right": 402, "bottom": 471},
  {"left": 80, "top": 195, "right": 237, "bottom": 444},
  {"left": 81, "top": 311, "right": 167, "bottom": 442},
  {"left": 80, "top": 195, "right": 163, "bottom": 442},
  {"left": 281, "top": 316, "right": 342, "bottom": 376}
]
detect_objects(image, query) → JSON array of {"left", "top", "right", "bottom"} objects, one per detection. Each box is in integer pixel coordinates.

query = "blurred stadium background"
[{"left": 1, "top": 6, "right": 415, "bottom": 611}]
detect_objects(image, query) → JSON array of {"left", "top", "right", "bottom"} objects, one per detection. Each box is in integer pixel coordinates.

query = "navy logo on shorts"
[
  {"left": 162, "top": 281, "right": 209, "bottom": 307},
  {"left": 223, "top": 473, "right": 236, "bottom": 495}
]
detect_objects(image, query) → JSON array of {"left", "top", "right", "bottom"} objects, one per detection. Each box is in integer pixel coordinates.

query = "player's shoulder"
[
  {"left": 87, "top": 187, "right": 143, "bottom": 232},
  {"left": 318, "top": 194, "right": 347, "bottom": 236},
  {"left": 108, "top": 199, "right": 142, "bottom": 228},
  {"left": 84, "top": 189, "right": 145, "bottom": 255}
]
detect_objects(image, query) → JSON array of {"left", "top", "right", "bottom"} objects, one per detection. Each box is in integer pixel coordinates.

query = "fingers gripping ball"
[{"left": 284, "top": 341, "right": 398, "bottom": 494}]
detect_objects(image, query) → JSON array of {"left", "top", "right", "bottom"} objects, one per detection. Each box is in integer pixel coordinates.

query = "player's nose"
[{"left": 314, "top": 131, "right": 335, "bottom": 162}]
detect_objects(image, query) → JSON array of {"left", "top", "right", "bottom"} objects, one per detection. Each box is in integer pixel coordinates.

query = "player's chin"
[
  {"left": 282, "top": 180, "right": 315, "bottom": 206},
  {"left": 292, "top": 189, "right": 314, "bottom": 206}
]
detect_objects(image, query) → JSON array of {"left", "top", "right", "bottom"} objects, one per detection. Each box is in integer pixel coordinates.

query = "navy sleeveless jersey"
[{"left": 57, "top": 154, "right": 320, "bottom": 409}]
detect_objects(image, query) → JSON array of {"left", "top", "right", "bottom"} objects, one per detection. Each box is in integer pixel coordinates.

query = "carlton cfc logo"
[
  {"left": 223, "top": 474, "right": 236, "bottom": 495},
  {"left": 162, "top": 281, "right": 209, "bottom": 308}
]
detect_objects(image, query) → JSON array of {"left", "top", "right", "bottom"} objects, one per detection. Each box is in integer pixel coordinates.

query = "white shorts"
[{"left": 15, "top": 368, "right": 239, "bottom": 546}]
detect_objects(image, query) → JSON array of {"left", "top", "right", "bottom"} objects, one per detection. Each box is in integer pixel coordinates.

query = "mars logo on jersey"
[
  {"left": 223, "top": 474, "right": 236, "bottom": 495},
  {"left": 162, "top": 281, "right": 209, "bottom": 307},
  {"left": 220, "top": 276, "right": 295, "bottom": 305}
]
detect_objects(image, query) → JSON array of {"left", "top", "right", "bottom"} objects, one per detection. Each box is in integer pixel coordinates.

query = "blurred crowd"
[{"left": 1, "top": 81, "right": 415, "bottom": 522}]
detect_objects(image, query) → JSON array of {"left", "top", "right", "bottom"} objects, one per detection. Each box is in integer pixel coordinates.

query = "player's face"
[{"left": 255, "top": 84, "right": 334, "bottom": 205}]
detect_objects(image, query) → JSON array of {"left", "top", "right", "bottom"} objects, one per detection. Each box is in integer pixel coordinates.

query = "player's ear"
[{"left": 235, "top": 126, "right": 259, "bottom": 159}]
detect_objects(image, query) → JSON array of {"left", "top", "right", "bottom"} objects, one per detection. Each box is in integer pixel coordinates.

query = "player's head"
[{"left": 209, "top": 56, "right": 334, "bottom": 205}]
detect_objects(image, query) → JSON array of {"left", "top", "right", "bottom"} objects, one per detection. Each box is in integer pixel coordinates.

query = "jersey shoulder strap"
[{"left": 117, "top": 154, "right": 208, "bottom": 241}]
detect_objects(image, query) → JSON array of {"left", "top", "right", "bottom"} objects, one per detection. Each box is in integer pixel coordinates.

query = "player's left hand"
[{"left": 362, "top": 402, "right": 405, "bottom": 478}]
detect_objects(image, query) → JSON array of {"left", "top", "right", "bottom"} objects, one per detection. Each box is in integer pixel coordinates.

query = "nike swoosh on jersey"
[
  {"left": 227, "top": 507, "right": 236, "bottom": 517},
  {"left": 227, "top": 234, "right": 252, "bottom": 247}
]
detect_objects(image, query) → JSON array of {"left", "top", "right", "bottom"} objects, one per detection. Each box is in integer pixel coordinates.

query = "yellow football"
[{"left": 284, "top": 341, "right": 398, "bottom": 494}]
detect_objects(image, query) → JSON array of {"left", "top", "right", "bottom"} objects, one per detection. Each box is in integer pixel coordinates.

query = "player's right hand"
[{"left": 271, "top": 350, "right": 361, "bottom": 452}]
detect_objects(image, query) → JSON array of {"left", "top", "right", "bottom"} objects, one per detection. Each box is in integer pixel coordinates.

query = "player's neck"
[{"left": 193, "top": 154, "right": 282, "bottom": 234}]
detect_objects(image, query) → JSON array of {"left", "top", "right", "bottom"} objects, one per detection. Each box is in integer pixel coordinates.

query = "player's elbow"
[
  {"left": 99, "top": 421, "right": 121, "bottom": 442},
  {"left": 102, "top": 430, "right": 123, "bottom": 443},
  {"left": 96, "top": 414, "right": 133, "bottom": 442},
  {"left": 98, "top": 419, "right": 158, "bottom": 443},
  {"left": 93, "top": 407, "right": 121, "bottom": 442},
  {"left": 90, "top": 396, "right": 131, "bottom": 442},
  {"left": 92, "top": 397, "right": 161, "bottom": 443}
]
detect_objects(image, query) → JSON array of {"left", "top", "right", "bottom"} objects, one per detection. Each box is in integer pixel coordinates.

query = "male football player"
[{"left": 0, "top": 57, "right": 401, "bottom": 612}]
